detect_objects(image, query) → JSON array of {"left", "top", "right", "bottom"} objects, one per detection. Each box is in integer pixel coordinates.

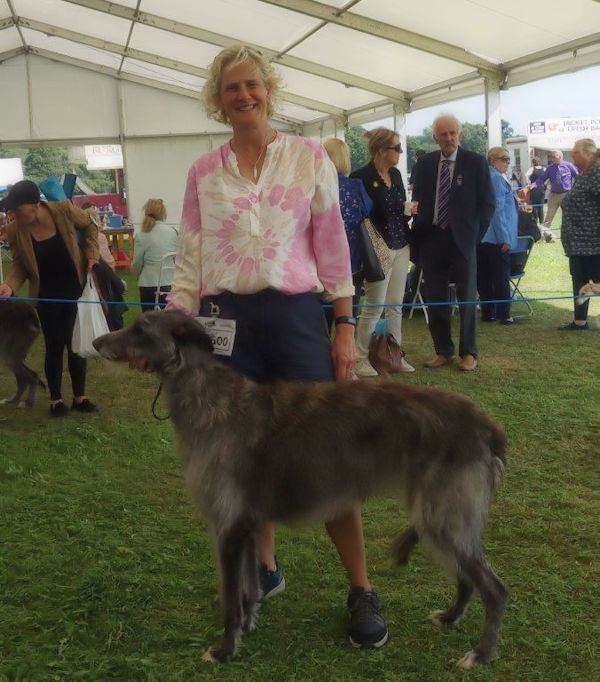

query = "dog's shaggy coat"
[
  {"left": 93, "top": 311, "right": 508, "bottom": 669},
  {"left": 0, "top": 300, "right": 45, "bottom": 407}
]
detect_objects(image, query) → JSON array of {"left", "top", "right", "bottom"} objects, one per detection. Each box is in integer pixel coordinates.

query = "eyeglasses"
[
  {"left": 384, "top": 144, "right": 402, "bottom": 153},
  {"left": 495, "top": 156, "right": 510, "bottom": 162}
]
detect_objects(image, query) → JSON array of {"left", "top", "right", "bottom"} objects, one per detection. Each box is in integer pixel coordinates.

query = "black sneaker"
[
  {"left": 347, "top": 587, "right": 388, "bottom": 649},
  {"left": 259, "top": 558, "right": 286, "bottom": 600},
  {"left": 49, "top": 401, "right": 69, "bottom": 417},
  {"left": 71, "top": 398, "right": 99, "bottom": 413},
  {"left": 557, "top": 321, "right": 589, "bottom": 331}
]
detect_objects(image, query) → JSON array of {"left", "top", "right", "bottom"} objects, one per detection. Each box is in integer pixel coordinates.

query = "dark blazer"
[
  {"left": 350, "top": 162, "right": 408, "bottom": 236},
  {"left": 412, "top": 147, "right": 495, "bottom": 258}
]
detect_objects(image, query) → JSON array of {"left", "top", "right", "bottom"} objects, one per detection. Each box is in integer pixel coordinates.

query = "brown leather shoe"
[
  {"left": 458, "top": 354, "right": 478, "bottom": 371},
  {"left": 423, "top": 354, "right": 456, "bottom": 369}
]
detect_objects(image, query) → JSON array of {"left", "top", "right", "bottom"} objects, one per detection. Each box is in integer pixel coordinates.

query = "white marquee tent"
[{"left": 1, "top": 0, "right": 599, "bottom": 223}]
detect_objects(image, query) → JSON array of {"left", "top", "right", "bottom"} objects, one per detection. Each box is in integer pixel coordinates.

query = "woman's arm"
[
  {"left": 489, "top": 173, "right": 511, "bottom": 248},
  {"left": 131, "top": 233, "right": 147, "bottom": 275},
  {"left": 166, "top": 164, "right": 203, "bottom": 315},
  {"left": 68, "top": 202, "right": 100, "bottom": 267},
  {"left": 330, "top": 297, "right": 356, "bottom": 381}
]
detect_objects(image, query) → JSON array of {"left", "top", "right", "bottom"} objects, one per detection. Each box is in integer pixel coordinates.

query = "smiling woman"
[{"left": 144, "top": 44, "right": 390, "bottom": 659}]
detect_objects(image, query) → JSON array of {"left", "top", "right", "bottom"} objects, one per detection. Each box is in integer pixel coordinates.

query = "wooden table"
[{"left": 103, "top": 228, "right": 134, "bottom": 269}]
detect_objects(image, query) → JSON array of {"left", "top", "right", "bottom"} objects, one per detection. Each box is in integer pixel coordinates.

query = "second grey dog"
[
  {"left": 0, "top": 300, "right": 45, "bottom": 407},
  {"left": 93, "top": 310, "right": 508, "bottom": 670}
]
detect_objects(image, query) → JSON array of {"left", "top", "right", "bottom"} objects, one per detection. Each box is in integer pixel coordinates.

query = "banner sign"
[{"left": 527, "top": 118, "right": 600, "bottom": 149}]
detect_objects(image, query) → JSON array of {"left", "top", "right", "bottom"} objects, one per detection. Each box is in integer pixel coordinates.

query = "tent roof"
[{"left": 1, "top": 0, "right": 599, "bottom": 128}]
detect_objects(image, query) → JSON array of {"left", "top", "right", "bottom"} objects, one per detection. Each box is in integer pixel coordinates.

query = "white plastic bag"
[{"left": 72, "top": 274, "right": 110, "bottom": 358}]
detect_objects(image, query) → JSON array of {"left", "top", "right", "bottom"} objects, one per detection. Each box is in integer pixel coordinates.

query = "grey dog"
[
  {"left": 93, "top": 310, "right": 508, "bottom": 669},
  {"left": 0, "top": 300, "right": 45, "bottom": 407}
]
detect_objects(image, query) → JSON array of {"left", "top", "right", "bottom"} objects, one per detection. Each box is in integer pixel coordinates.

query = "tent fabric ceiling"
[{"left": 1, "top": 0, "right": 599, "bottom": 128}]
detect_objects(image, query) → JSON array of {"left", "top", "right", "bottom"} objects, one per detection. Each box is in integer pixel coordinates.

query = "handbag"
[
  {"left": 72, "top": 273, "right": 110, "bottom": 358},
  {"left": 368, "top": 330, "right": 405, "bottom": 375},
  {"left": 359, "top": 217, "right": 392, "bottom": 283}
]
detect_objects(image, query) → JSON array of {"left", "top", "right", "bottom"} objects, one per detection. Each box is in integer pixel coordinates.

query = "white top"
[{"left": 167, "top": 132, "right": 353, "bottom": 316}]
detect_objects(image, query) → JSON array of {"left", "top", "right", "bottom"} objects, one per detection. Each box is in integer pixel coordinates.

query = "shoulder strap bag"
[{"left": 359, "top": 217, "right": 392, "bottom": 283}]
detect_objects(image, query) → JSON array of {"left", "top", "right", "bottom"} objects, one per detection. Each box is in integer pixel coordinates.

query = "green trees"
[
  {"left": 345, "top": 126, "right": 370, "bottom": 172},
  {"left": 0, "top": 146, "right": 114, "bottom": 193}
]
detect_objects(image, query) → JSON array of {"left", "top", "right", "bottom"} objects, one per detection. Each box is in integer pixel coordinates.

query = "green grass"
[{"left": 1, "top": 242, "right": 599, "bottom": 681}]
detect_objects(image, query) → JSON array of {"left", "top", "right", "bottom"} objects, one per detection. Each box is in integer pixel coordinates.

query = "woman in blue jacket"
[{"left": 477, "top": 147, "right": 518, "bottom": 324}]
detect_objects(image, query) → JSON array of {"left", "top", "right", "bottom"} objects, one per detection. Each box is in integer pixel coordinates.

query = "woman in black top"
[
  {"left": 0, "top": 181, "right": 99, "bottom": 416},
  {"left": 350, "top": 128, "right": 414, "bottom": 376}
]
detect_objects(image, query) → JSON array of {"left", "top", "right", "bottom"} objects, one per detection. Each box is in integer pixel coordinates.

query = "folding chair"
[
  {"left": 508, "top": 235, "right": 535, "bottom": 318},
  {"left": 154, "top": 251, "right": 177, "bottom": 309},
  {"left": 408, "top": 268, "right": 429, "bottom": 324}
]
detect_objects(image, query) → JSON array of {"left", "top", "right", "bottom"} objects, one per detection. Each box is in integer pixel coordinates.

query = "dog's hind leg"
[
  {"left": 454, "top": 554, "right": 508, "bottom": 670},
  {"left": 240, "top": 531, "right": 260, "bottom": 634},
  {"left": 391, "top": 526, "right": 419, "bottom": 565},
  {"left": 203, "top": 519, "right": 256, "bottom": 663}
]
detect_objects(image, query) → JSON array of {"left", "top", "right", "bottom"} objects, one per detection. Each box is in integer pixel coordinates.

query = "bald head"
[{"left": 433, "top": 115, "right": 461, "bottom": 157}]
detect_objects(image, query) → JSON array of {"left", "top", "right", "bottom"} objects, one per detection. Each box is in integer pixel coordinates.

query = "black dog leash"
[{"left": 151, "top": 382, "right": 170, "bottom": 421}]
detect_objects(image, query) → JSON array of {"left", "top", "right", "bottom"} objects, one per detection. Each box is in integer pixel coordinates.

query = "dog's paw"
[
  {"left": 456, "top": 650, "right": 478, "bottom": 670},
  {"left": 429, "top": 609, "right": 449, "bottom": 626},
  {"left": 201, "top": 649, "right": 218, "bottom": 664},
  {"left": 202, "top": 642, "right": 237, "bottom": 663}
]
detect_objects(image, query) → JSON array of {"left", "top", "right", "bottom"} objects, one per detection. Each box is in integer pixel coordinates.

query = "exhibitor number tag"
[{"left": 195, "top": 317, "right": 236, "bottom": 357}]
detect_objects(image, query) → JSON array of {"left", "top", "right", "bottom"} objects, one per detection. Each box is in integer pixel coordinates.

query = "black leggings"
[
  {"left": 569, "top": 254, "right": 600, "bottom": 321},
  {"left": 36, "top": 301, "right": 87, "bottom": 401}
]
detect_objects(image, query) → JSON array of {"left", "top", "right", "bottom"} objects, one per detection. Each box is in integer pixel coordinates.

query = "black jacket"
[
  {"left": 412, "top": 147, "right": 495, "bottom": 258},
  {"left": 350, "top": 162, "right": 409, "bottom": 239}
]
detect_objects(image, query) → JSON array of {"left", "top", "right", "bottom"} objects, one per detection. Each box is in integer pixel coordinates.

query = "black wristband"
[{"left": 334, "top": 316, "right": 357, "bottom": 326}]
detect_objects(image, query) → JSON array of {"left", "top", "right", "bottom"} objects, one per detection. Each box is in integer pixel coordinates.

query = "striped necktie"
[{"left": 437, "top": 159, "right": 451, "bottom": 229}]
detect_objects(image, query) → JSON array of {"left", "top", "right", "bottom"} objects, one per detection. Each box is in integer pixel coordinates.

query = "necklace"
[{"left": 232, "top": 129, "right": 273, "bottom": 182}]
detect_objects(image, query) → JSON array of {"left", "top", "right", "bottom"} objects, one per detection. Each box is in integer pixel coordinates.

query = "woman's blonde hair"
[
  {"left": 574, "top": 138, "right": 597, "bottom": 157},
  {"left": 364, "top": 127, "right": 398, "bottom": 160},
  {"left": 141, "top": 199, "right": 166, "bottom": 233},
  {"left": 201, "top": 44, "right": 283, "bottom": 124},
  {"left": 323, "top": 138, "right": 351, "bottom": 176},
  {"left": 487, "top": 147, "right": 509, "bottom": 163}
]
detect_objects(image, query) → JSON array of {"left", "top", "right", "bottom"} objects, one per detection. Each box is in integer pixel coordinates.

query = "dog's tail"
[
  {"left": 24, "top": 363, "right": 46, "bottom": 391},
  {"left": 488, "top": 421, "right": 507, "bottom": 493}
]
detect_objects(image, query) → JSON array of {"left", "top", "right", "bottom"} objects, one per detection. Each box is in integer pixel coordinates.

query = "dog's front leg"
[{"left": 202, "top": 520, "right": 252, "bottom": 663}]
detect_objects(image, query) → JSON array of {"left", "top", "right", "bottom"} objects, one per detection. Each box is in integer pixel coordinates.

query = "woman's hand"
[
  {"left": 331, "top": 324, "right": 357, "bottom": 381},
  {"left": 500, "top": 243, "right": 510, "bottom": 253},
  {"left": 0, "top": 282, "right": 13, "bottom": 299},
  {"left": 87, "top": 258, "right": 99, "bottom": 271}
]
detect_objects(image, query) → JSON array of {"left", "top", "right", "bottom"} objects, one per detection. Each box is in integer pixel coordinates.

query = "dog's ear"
[{"left": 171, "top": 317, "right": 214, "bottom": 353}]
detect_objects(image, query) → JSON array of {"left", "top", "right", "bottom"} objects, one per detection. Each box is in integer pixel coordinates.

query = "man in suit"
[{"left": 412, "top": 114, "right": 495, "bottom": 371}]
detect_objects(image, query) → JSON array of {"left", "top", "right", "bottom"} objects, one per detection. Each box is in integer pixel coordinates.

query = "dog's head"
[{"left": 92, "top": 310, "right": 214, "bottom": 372}]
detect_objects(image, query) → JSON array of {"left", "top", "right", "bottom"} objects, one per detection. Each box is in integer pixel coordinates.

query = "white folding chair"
[
  {"left": 154, "top": 251, "right": 177, "bottom": 309},
  {"left": 408, "top": 269, "right": 429, "bottom": 324}
]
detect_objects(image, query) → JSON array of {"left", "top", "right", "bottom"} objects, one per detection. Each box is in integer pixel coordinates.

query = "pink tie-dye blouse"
[{"left": 167, "top": 132, "right": 353, "bottom": 315}]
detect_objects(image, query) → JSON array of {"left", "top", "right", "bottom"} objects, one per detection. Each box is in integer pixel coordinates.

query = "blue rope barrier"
[{"left": 2, "top": 292, "right": 597, "bottom": 310}]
